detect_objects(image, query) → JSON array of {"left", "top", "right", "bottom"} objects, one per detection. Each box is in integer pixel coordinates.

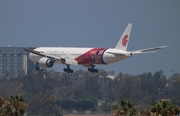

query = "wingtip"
[
  {"left": 23, "top": 47, "right": 28, "bottom": 50},
  {"left": 161, "top": 46, "right": 169, "bottom": 48}
]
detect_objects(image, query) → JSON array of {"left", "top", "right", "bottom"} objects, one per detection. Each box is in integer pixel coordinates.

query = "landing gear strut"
[
  {"left": 63, "top": 65, "right": 73, "bottom": 73},
  {"left": 35, "top": 63, "right": 40, "bottom": 70},
  {"left": 88, "top": 65, "right": 98, "bottom": 73}
]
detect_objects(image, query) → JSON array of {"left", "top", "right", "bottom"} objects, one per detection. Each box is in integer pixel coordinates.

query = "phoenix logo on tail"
[
  {"left": 24, "top": 23, "right": 168, "bottom": 73},
  {"left": 122, "top": 35, "right": 128, "bottom": 46}
]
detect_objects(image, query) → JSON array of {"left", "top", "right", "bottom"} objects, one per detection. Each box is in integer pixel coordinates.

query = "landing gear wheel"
[
  {"left": 63, "top": 65, "right": 73, "bottom": 73},
  {"left": 88, "top": 67, "right": 98, "bottom": 73},
  {"left": 64, "top": 68, "right": 73, "bottom": 73},
  {"left": 94, "top": 69, "right": 98, "bottom": 73}
]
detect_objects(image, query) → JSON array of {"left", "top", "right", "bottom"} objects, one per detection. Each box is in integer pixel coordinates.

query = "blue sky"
[{"left": 0, "top": 1, "right": 179, "bottom": 77}]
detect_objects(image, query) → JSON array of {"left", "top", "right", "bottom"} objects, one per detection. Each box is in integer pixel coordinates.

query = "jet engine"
[{"left": 38, "top": 57, "right": 54, "bottom": 68}]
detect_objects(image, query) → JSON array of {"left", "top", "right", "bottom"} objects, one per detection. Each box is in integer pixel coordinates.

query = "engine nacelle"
[{"left": 38, "top": 57, "right": 54, "bottom": 68}]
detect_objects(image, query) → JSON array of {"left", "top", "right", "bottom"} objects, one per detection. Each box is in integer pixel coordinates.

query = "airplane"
[{"left": 24, "top": 23, "right": 168, "bottom": 73}]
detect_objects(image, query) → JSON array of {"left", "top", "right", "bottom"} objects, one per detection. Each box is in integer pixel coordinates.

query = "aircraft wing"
[
  {"left": 130, "top": 46, "right": 168, "bottom": 55},
  {"left": 23, "top": 47, "right": 78, "bottom": 66}
]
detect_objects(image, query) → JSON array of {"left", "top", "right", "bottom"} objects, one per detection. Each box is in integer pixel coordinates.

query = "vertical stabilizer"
[{"left": 115, "top": 23, "right": 132, "bottom": 51}]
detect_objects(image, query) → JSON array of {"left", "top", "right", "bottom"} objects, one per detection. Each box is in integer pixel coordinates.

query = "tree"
[
  {"left": 40, "top": 92, "right": 61, "bottom": 116},
  {"left": 0, "top": 94, "right": 28, "bottom": 116},
  {"left": 1, "top": 69, "right": 180, "bottom": 115},
  {"left": 0, "top": 96, "right": 5, "bottom": 115},
  {"left": 59, "top": 100, "right": 76, "bottom": 113},
  {"left": 115, "top": 75, "right": 146, "bottom": 103},
  {"left": 9, "top": 94, "right": 28, "bottom": 116},
  {"left": 112, "top": 99, "right": 139, "bottom": 116},
  {"left": 75, "top": 100, "right": 96, "bottom": 112},
  {"left": 143, "top": 100, "right": 180, "bottom": 116},
  {"left": 152, "top": 70, "right": 167, "bottom": 89},
  {"left": 172, "top": 96, "right": 180, "bottom": 107},
  {"left": 27, "top": 94, "right": 41, "bottom": 114}
]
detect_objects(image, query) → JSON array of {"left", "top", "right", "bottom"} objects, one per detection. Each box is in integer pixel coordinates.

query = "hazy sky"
[{"left": 0, "top": 1, "right": 179, "bottom": 77}]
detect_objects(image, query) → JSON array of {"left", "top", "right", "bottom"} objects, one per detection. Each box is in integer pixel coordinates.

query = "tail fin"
[{"left": 115, "top": 23, "right": 132, "bottom": 51}]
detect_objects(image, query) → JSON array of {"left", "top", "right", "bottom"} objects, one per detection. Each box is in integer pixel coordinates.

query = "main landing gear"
[
  {"left": 63, "top": 65, "right": 73, "bottom": 73},
  {"left": 88, "top": 65, "right": 98, "bottom": 73}
]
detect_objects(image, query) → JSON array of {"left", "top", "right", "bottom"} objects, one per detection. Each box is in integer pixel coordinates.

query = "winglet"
[{"left": 115, "top": 23, "right": 132, "bottom": 51}]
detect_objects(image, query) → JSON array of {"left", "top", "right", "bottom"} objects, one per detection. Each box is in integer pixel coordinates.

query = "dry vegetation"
[{"left": 63, "top": 114, "right": 111, "bottom": 116}]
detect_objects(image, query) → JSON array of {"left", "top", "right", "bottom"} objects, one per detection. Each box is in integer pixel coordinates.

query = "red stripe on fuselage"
[{"left": 75, "top": 48, "right": 107, "bottom": 64}]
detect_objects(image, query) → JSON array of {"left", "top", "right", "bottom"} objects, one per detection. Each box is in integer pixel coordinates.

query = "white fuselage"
[{"left": 29, "top": 47, "right": 130, "bottom": 67}]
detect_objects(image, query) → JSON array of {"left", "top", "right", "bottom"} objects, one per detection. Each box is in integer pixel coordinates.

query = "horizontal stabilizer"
[{"left": 131, "top": 46, "right": 168, "bottom": 55}]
